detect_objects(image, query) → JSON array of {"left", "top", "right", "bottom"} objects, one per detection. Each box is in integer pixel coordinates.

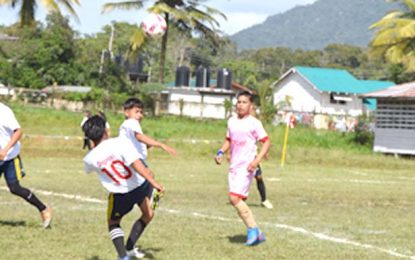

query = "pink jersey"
[{"left": 226, "top": 115, "right": 268, "bottom": 172}]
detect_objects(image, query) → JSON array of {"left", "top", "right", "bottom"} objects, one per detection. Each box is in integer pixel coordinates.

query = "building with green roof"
[{"left": 273, "top": 66, "right": 394, "bottom": 117}]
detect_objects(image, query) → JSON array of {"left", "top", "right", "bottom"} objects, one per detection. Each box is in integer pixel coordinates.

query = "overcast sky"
[{"left": 0, "top": 0, "right": 317, "bottom": 35}]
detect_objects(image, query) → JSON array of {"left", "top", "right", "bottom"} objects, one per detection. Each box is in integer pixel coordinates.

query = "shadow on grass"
[
  {"left": 228, "top": 234, "right": 245, "bottom": 244},
  {"left": 0, "top": 220, "right": 26, "bottom": 227},
  {"left": 142, "top": 247, "right": 163, "bottom": 259},
  {"left": 85, "top": 248, "right": 162, "bottom": 260}
]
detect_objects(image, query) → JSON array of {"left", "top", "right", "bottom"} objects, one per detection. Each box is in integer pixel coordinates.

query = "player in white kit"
[{"left": 83, "top": 115, "right": 164, "bottom": 259}]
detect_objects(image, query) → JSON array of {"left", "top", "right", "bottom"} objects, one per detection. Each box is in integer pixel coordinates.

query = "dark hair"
[
  {"left": 97, "top": 111, "right": 107, "bottom": 121},
  {"left": 237, "top": 91, "right": 253, "bottom": 102},
  {"left": 123, "top": 98, "right": 144, "bottom": 110},
  {"left": 82, "top": 115, "right": 106, "bottom": 144}
]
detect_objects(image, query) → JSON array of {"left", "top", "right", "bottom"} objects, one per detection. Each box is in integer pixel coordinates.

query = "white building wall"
[
  {"left": 168, "top": 90, "right": 233, "bottom": 119},
  {"left": 273, "top": 73, "right": 321, "bottom": 112}
]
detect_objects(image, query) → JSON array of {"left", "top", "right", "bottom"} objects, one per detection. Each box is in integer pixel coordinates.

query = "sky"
[{"left": 0, "top": 0, "right": 317, "bottom": 36}]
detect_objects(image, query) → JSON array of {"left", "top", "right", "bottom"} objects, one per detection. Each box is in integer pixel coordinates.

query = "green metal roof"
[{"left": 294, "top": 66, "right": 394, "bottom": 94}]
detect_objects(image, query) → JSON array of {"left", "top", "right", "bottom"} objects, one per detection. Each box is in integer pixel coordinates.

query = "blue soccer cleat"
[
  {"left": 245, "top": 227, "right": 259, "bottom": 246},
  {"left": 256, "top": 232, "right": 266, "bottom": 245}
]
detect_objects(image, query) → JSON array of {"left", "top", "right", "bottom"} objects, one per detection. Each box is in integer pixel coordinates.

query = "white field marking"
[
  {"left": 24, "top": 134, "right": 82, "bottom": 140},
  {"left": 266, "top": 178, "right": 281, "bottom": 182},
  {"left": 0, "top": 187, "right": 106, "bottom": 204},
  {"left": 1, "top": 187, "right": 413, "bottom": 259},
  {"left": 23, "top": 134, "right": 222, "bottom": 144},
  {"left": 347, "top": 170, "right": 415, "bottom": 182},
  {"left": 283, "top": 178, "right": 400, "bottom": 185}
]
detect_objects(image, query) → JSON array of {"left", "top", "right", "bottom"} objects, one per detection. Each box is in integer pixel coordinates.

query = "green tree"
[
  {"left": 0, "top": 0, "right": 79, "bottom": 27},
  {"left": 103, "top": 0, "right": 225, "bottom": 83},
  {"left": 369, "top": 0, "right": 415, "bottom": 71}
]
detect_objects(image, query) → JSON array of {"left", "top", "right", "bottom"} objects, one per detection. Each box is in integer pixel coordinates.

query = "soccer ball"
[{"left": 141, "top": 13, "right": 167, "bottom": 37}]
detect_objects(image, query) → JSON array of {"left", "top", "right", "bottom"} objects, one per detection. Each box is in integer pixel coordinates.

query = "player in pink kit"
[
  {"left": 83, "top": 115, "right": 164, "bottom": 259},
  {"left": 215, "top": 91, "right": 271, "bottom": 246}
]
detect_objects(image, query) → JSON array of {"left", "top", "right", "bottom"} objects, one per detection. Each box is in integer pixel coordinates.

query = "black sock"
[
  {"left": 256, "top": 179, "right": 267, "bottom": 202},
  {"left": 126, "top": 218, "right": 147, "bottom": 250},
  {"left": 8, "top": 182, "right": 47, "bottom": 212},
  {"left": 109, "top": 224, "right": 127, "bottom": 257}
]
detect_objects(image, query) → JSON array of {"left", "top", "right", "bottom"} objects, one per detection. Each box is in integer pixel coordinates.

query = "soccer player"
[
  {"left": 83, "top": 115, "right": 164, "bottom": 259},
  {"left": 119, "top": 97, "right": 176, "bottom": 160},
  {"left": 0, "top": 102, "right": 52, "bottom": 228},
  {"left": 215, "top": 91, "right": 271, "bottom": 246},
  {"left": 119, "top": 98, "right": 176, "bottom": 210}
]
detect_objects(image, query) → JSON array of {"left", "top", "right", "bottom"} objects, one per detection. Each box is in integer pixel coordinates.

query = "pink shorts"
[{"left": 228, "top": 167, "right": 254, "bottom": 199}]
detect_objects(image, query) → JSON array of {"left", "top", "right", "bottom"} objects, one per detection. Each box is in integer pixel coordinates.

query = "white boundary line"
[{"left": 0, "top": 187, "right": 414, "bottom": 259}]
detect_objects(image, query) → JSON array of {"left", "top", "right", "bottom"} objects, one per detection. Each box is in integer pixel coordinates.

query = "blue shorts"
[{"left": 0, "top": 156, "right": 26, "bottom": 185}]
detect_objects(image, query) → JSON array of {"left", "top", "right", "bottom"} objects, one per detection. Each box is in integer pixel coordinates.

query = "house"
[
  {"left": 164, "top": 79, "right": 252, "bottom": 119},
  {"left": 273, "top": 67, "right": 394, "bottom": 118},
  {"left": 0, "top": 83, "right": 15, "bottom": 96},
  {"left": 364, "top": 82, "right": 415, "bottom": 155}
]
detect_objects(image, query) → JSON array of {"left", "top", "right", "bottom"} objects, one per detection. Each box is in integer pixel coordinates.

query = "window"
[{"left": 330, "top": 93, "right": 351, "bottom": 105}]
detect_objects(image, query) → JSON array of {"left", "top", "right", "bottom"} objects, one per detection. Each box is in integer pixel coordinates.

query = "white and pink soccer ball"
[{"left": 141, "top": 13, "right": 167, "bottom": 37}]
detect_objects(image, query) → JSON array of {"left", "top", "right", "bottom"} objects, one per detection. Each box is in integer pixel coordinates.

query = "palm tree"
[
  {"left": 369, "top": 0, "right": 415, "bottom": 71},
  {"left": 103, "top": 0, "right": 225, "bottom": 83},
  {"left": 0, "top": 0, "right": 80, "bottom": 27}
]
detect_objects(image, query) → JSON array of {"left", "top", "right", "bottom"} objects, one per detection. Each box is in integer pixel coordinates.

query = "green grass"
[{"left": 0, "top": 102, "right": 414, "bottom": 259}]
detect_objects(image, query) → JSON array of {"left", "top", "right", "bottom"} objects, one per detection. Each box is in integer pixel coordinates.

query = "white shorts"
[{"left": 228, "top": 167, "right": 254, "bottom": 199}]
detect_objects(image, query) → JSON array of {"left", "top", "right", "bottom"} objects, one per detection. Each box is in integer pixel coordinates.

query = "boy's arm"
[
  {"left": 131, "top": 159, "right": 164, "bottom": 192},
  {"left": 214, "top": 139, "right": 230, "bottom": 165},
  {"left": 134, "top": 132, "right": 176, "bottom": 156},
  {"left": 247, "top": 138, "right": 270, "bottom": 172},
  {"left": 0, "top": 129, "right": 22, "bottom": 161}
]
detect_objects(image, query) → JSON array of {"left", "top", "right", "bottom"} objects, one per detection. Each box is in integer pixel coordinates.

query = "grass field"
[{"left": 0, "top": 103, "right": 414, "bottom": 259}]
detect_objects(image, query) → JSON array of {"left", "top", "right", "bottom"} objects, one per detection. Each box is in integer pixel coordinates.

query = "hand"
[
  {"left": 161, "top": 144, "right": 177, "bottom": 156},
  {"left": 0, "top": 149, "right": 7, "bottom": 161},
  {"left": 247, "top": 160, "right": 259, "bottom": 173},
  {"left": 152, "top": 182, "right": 165, "bottom": 193},
  {"left": 214, "top": 155, "right": 222, "bottom": 165}
]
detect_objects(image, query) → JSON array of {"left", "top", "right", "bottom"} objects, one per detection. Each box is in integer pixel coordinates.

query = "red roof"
[{"left": 363, "top": 81, "right": 415, "bottom": 98}]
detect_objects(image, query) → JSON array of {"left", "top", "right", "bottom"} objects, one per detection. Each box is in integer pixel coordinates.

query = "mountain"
[{"left": 230, "top": 0, "right": 399, "bottom": 50}]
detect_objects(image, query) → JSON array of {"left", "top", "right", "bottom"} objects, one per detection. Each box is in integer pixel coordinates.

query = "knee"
[
  {"left": 108, "top": 219, "right": 121, "bottom": 229},
  {"left": 142, "top": 210, "right": 154, "bottom": 224},
  {"left": 229, "top": 196, "right": 240, "bottom": 206},
  {"left": 8, "top": 182, "right": 21, "bottom": 195}
]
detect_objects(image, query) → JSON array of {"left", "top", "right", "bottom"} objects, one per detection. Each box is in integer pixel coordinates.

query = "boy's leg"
[
  {"left": 108, "top": 193, "right": 129, "bottom": 257},
  {"left": 255, "top": 175, "right": 267, "bottom": 202},
  {"left": 109, "top": 221, "right": 127, "bottom": 257},
  {"left": 255, "top": 166, "right": 273, "bottom": 209},
  {"left": 230, "top": 195, "right": 257, "bottom": 228},
  {"left": 4, "top": 157, "right": 46, "bottom": 211},
  {"left": 126, "top": 186, "right": 154, "bottom": 252},
  {"left": 8, "top": 181, "right": 47, "bottom": 212}
]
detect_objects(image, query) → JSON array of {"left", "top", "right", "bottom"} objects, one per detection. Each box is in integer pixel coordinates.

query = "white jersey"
[
  {"left": 83, "top": 137, "right": 146, "bottom": 193},
  {"left": 0, "top": 103, "right": 21, "bottom": 161},
  {"left": 119, "top": 119, "right": 148, "bottom": 160}
]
